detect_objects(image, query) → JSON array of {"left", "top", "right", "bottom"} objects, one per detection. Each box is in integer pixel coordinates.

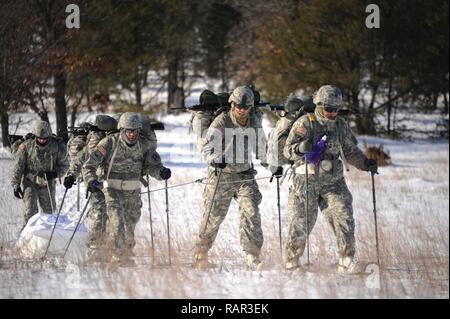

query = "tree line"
[{"left": 1, "top": 0, "right": 448, "bottom": 146}]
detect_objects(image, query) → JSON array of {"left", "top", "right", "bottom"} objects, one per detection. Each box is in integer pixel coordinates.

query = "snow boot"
[
  {"left": 285, "top": 257, "right": 302, "bottom": 271},
  {"left": 337, "top": 256, "right": 359, "bottom": 274},
  {"left": 192, "top": 250, "right": 211, "bottom": 270},
  {"left": 245, "top": 254, "right": 263, "bottom": 270}
]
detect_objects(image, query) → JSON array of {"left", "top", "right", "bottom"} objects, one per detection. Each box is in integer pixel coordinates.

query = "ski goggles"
[
  {"left": 323, "top": 104, "right": 340, "bottom": 113},
  {"left": 234, "top": 103, "right": 252, "bottom": 110}
]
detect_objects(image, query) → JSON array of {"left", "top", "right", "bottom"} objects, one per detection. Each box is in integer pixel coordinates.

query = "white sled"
[{"left": 15, "top": 212, "right": 88, "bottom": 263}]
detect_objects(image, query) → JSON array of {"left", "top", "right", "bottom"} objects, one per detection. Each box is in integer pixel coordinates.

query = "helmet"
[
  {"left": 284, "top": 94, "right": 315, "bottom": 113},
  {"left": 228, "top": 86, "right": 254, "bottom": 107},
  {"left": 33, "top": 120, "right": 52, "bottom": 138},
  {"left": 95, "top": 114, "right": 117, "bottom": 131},
  {"left": 117, "top": 112, "right": 142, "bottom": 130},
  {"left": 313, "top": 85, "right": 343, "bottom": 108}
]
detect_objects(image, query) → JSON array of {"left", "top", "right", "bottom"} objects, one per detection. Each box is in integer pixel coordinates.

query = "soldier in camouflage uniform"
[
  {"left": 283, "top": 85, "right": 378, "bottom": 272},
  {"left": 193, "top": 86, "right": 281, "bottom": 270},
  {"left": 11, "top": 120, "right": 69, "bottom": 229},
  {"left": 82, "top": 112, "right": 171, "bottom": 264},
  {"left": 64, "top": 115, "right": 117, "bottom": 253}
]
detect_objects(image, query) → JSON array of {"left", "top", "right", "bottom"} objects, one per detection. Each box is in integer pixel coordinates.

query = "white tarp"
[{"left": 15, "top": 212, "right": 88, "bottom": 262}]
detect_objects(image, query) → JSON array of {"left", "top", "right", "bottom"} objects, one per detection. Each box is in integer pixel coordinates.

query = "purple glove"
[{"left": 305, "top": 135, "right": 327, "bottom": 166}]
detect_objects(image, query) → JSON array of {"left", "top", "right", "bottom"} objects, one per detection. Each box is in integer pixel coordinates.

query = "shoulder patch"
[
  {"left": 19, "top": 143, "right": 26, "bottom": 151},
  {"left": 98, "top": 145, "right": 106, "bottom": 157},
  {"left": 295, "top": 122, "right": 307, "bottom": 137}
]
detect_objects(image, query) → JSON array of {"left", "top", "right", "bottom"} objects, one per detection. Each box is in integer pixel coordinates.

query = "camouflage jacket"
[
  {"left": 11, "top": 137, "right": 69, "bottom": 187},
  {"left": 202, "top": 110, "right": 268, "bottom": 174},
  {"left": 284, "top": 109, "right": 367, "bottom": 179},
  {"left": 82, "top": 132, "right": 164, "bottom": 184},
  {"left": 68, "top": 131, "right": 106, "bottom": 179}
]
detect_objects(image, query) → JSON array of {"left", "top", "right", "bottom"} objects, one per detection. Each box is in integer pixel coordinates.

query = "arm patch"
[
  {"left": 295, "top": 123, "right": 307, "bottom": 137},
  {"left": 98, "top": 145, "right": 106, "bottom": 157},
  {"left": 19, "top": 143, "right": 26, "bottom": 151}
]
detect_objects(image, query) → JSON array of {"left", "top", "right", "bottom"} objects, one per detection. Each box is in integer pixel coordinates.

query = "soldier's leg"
[
  {"left": 37, "top": 180, "right": 56, "bottom": 214},
  {"left": 123, "top": 190, "right": 142, "bottom": 254},
  {"left": 236, "top": 178, "right": 263, "bottom": 257},
  {"left": 285, "top": 175, "right": 319, "bottom": 263},
  {"left": 104, "top": 188, "right": 126, "bottom": 256},
  {"left": 87, "top": 189, "right": 108, "bottom": 249},
  {"left": 195, "top": 170, "right": 234, "bottom": 253},
  {"left": 21, "top": 180, "right": 38, "bottom": 228},
  {"left": 319, "top": 179, "right": 356, "bottom": 259}
]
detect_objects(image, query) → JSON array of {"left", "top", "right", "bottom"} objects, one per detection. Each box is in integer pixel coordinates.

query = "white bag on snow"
[{"left": 15, "top": 212, "right": 88, "bottom": 262}]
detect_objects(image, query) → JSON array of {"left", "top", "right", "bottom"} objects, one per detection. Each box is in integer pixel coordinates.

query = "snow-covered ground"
[{"left": 0, "top": 112, "right": 448, "bottom": 298}]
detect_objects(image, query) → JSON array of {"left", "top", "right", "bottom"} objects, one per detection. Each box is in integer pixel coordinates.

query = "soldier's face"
[
  {"left": 234, "top": 104, "right": 251, "bottom": 117},
  {"left": 324, "top": 110, "right": 338, "bottom": 119},
  {"left": 37, "top": 137, "right": 48, "bottom": 145},
  {"left": 125, "top": 129, "right": 138, "bottom": 142},
  {"left": 324, "top": 105, "right": 339, "bottom": 119}
]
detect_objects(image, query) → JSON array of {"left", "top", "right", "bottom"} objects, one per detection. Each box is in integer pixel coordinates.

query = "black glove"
[
  {"left": 13, "top": 186, "right": 24, "bottom": 199},
  {"left": 271, "top": 166, "right": 283, "bottom": 178},
  {"left": 215, "top": 163, "right": 227, "bottom": 169},
  {"left": 365, "top": 158, "right": 378, "bottom": 174},
  {"left": 45, "top": 171, "right": 58, "bottom": 180},
  {"left": 160, "top": 167, "right": 172, "bottom": 180},
  {"left": 87, "top": 180, "right": 101, "bottom": 193},
  {"left": 64, "top": 175, "right": 76, "bottom": 189},
  {"left": 37, "top": 171, "right": 57, "bottom": 180}
]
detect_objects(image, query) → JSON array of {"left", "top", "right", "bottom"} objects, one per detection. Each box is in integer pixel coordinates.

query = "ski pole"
[
  {"left": 42, "top": 187, "right": 68, "bottom": 260},
  {"left": 164, "top": 180, "right": 171, "bottom": 265},
  {"left": 44, "top": 175, "right": 55, "bottom": 214},
  {"left": 371, "top": 171, "right": 381, "bottom": 267},
  {"left": 305, "top": 156, "right": 310, "bottom": 266},
  {"left": 147, "top": 175, "right": 155, "bottom": 259},
  {"left": 200, "top": 168, "right": 223, "bottom": 237},
  {"left": 62, "top": 193, "right": 91, "bottom": 259},
  {"left": 77, "top": 179, "right": 80, "bottom": 211},
  {"left": 276, "top": 176, "right": 283, "bottom": 259}
]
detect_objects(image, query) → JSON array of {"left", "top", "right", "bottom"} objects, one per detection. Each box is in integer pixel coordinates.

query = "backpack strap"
[
  {"left": 306, "top": 113, "right": 318, "bottom": 143},
  {"left": 106, "top": 135, "right": 120, "bottom": 180}
]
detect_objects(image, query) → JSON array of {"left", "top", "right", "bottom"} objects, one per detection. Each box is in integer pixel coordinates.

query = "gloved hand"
[
  {"left": 37, "top": 171, "right": 58, "bottom": 180},
  {"left": 270, "top": 166, "right": 283, "bottom": 178},
  {"left": 160, "top": 167, "right": 172, "bottom": 180},
  {"left": 45, "top": 171, "right": 58, "bottom": 180},
  {"left": 214, "top": 162, "right": 227, "bottom": 169},
  {"left": 64, "top": 175, "right": 76, "bottom": 189},
  {"left": 13, "top": 186, "right": 24, "bottom": 199},
  {"left": 365, "top": 158, "right": 378, "bottom": 174},
  {"left": 87, "top": 180, "right": 101, "bottom": 193},
  {"left": 295, "top": 139, "right": 313, "bottom": 155}
]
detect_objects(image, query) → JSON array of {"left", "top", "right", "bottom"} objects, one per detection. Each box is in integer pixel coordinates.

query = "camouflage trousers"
[
  {"left": 104, "top": 187, "right": 141, "bottom": 255},
  {"left": 86, "top": 188, "right": 108, "bottom": 249},
  {"left": 21, "top": 178, "right": 56, "bottom": 228},
  {"left": 195, "top": 168, "right": 263, "bottom": 256},
  {"left": 285, "top": 174, "right": 356, "bottom": 261}
]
